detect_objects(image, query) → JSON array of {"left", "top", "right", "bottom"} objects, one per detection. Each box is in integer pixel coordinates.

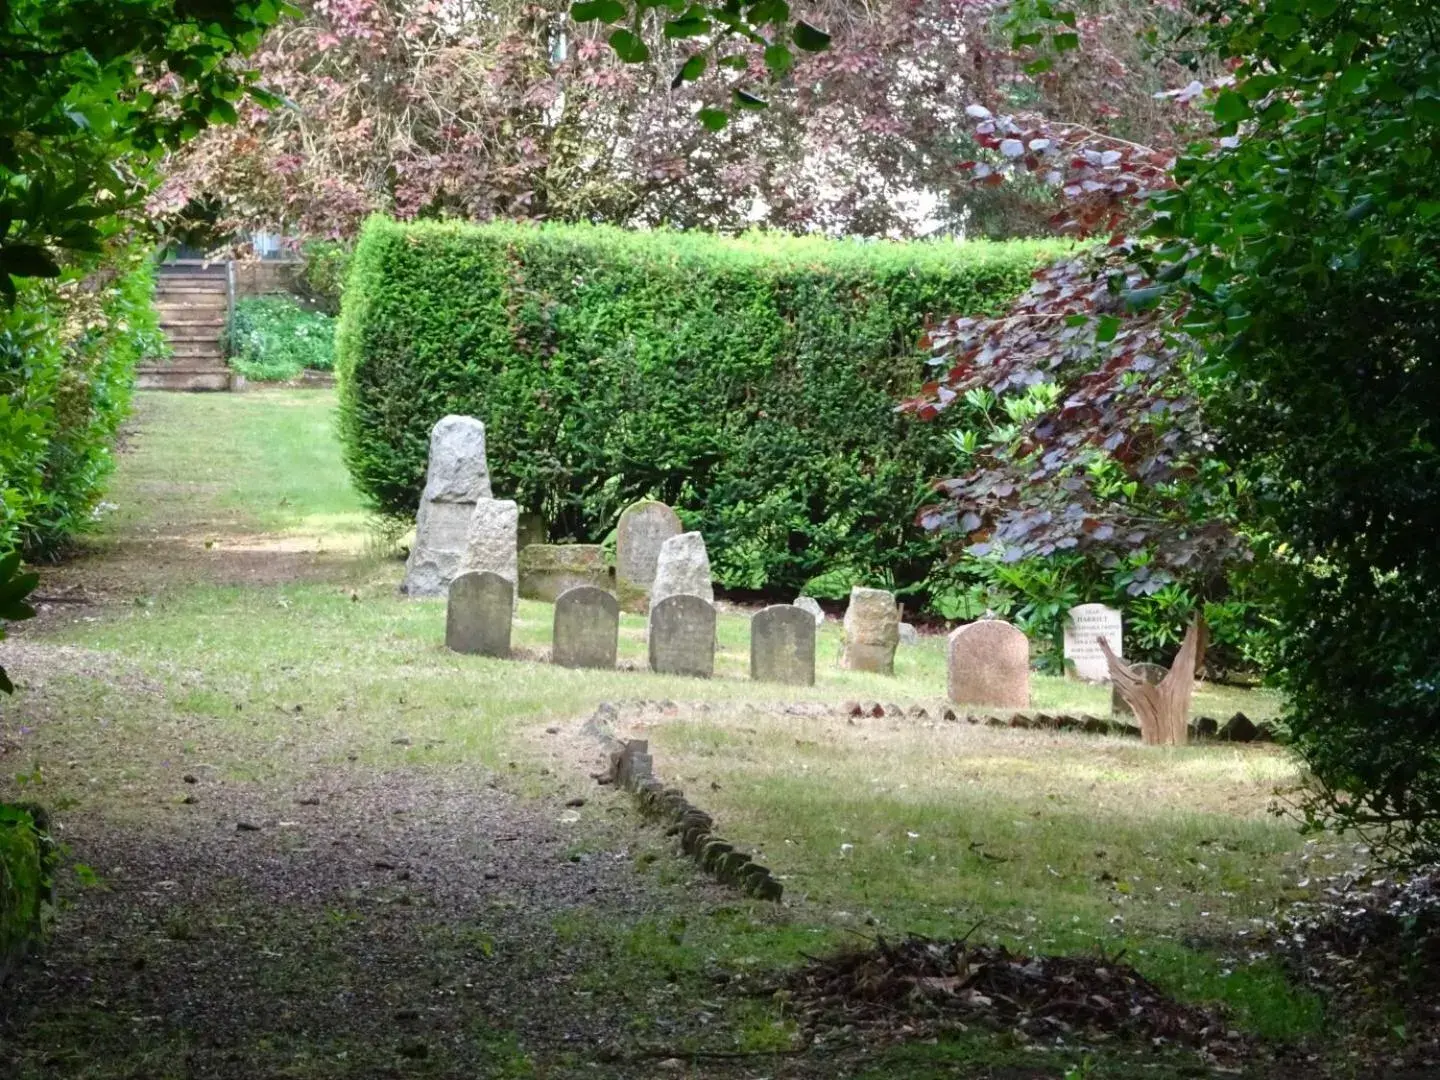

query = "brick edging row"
[{"left": 581, "top": 702, "right": 784, "bottom": 903}]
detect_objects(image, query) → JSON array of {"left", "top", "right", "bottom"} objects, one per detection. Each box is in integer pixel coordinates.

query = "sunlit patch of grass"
[{"left": 635, "top": 709, "right": 1340, "bottom": 1039}]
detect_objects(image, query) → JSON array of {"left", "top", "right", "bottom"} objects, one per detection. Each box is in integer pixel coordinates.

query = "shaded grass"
[{"left": 638, "top": 709, "right": 1336, "bottom": 1041}]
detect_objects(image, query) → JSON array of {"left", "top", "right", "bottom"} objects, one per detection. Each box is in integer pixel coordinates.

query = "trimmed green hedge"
[{"left": 337, "top": 219, "right": 1062, "bottom": 595}]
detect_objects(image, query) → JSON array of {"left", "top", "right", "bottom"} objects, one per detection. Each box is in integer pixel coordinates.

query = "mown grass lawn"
[{"left": 2, "top": 389, "right": 1355, "bottom": 1079}]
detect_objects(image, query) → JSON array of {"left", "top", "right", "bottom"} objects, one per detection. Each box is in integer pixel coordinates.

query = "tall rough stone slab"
[
  {"left": 518, "top": 544, "right": 612, "bottom": 602},
  {"left": 841, "top": 586, "right": 900, "bottom": 674},
  {"left": 553, "top": 586, "right": 619, "bottom": 670},
  {"left": 650, "top": 532, "right": 714, "bottom": 608},
  {"left": 460, "top": 498, "right": 519, "bottom": 596},
  {"left": 947, "top": 619, "right": 1030, "bottom": 709},
  {"left": 1064, "top": 603, "right": 1124, "bottom": 682},
  {"left": 446, "top": 571, "right": 513, "bottom": 657},
  {"left": 402, "top": 415, "right": 492, "bottom": 597},
  {"left": 648, "top": 594, "right": 716, "bottom": 679},
  {"left": 751, "top": 605, "right": 816, "bottom": 686},
  {"left": 615, "top": 501, "right": 682, "bottom": 612}
]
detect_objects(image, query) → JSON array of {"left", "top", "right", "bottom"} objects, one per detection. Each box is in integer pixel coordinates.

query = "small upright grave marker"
[
  {"left": 1064, "top": 603, "right": 1123, "bottom": 682},
  {"left": 648, "top": 594, "right": 716, "bottom": 678},
  {"left": 553, "top": 586, "right": 619, "bottom": 670},
  {"left": 446, "top": 571, "right": 513, "bottom": 657},
  {"left": 841, "top": 587, "right": 899, "bottom": 674},
  {"left": 615, "top": 500, "right": 683, "bottom": 611},
  {"left": 947, "top": 619, "right": 1030, "bottom": 708},
  {"left": 751, "top": 605, "right": 816, "bottom": 687}
]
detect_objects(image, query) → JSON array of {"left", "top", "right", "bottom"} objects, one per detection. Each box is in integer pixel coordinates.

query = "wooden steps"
[{"left": 139, "top": 267, "right": 235, "bottom": 392}]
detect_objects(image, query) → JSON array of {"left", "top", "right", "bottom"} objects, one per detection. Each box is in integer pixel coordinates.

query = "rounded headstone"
[
  {"left": 553, "top": 586, "right": 619, "bottom": 670},
  {"left": 650, "top": 531, "right": 714, "bottom": 608},
  {"left": 947, "top": 619, "right": 1030, "bottom": 709},
  {"left": 751, "top": 605, "right": 817, "bottom": 687},
  {"left": 446, "top": 571, "right": 513, "bottom": 657},
  {"left": 648, "top": 594, "right": 716, "bottom": 679},
  {"left": 898, "top": 621, "right": 919, "bottom": 646},
  {"left": 615, "top": 501, "right": 683, "bottom": 611},
  {"left": 841, "top": 586, "right": 899, "bottom": 674}
]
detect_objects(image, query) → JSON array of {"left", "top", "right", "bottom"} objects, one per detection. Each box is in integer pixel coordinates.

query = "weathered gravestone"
[
  {"left": 1111, "top": 661, "right": 1167, "bottom": 718},
  {"left": 841, "top": 586, "right": 900, "bottom": 674},
  {"left": 751, "top": 605, "right": 816, "bottom": 687},
  {"left": 519, "top": 544, "right": 611, "bottom": 602},
  {"left": 650, "top": 531, "right": 714, "bottom": 608},
  {"left": 947, "top": 619, "right": 1030, "bottom": 708},
  {"left": 1064, "top": 603, "right": 1124, "bottom": 682},
  {"left": 445, "top": 571, "right": 513, "bottom": 657},
  {"left": 793, "top": 596, "right": 825, "bottom": 627},
  {"left": 648, "top": 594, "right": 716, "bottom": 678},
  {"left": 403, "top": 415, "right": 492, "bottom": 597},
  {"left": 898, "top": 622, "right": 919, "bottom": 646},
  {"left": 552, "top": 586, "right": 619, "bottom": 670},
  {"left": 615, "top": 500, "right": 683, "bottom": 611},
  {"left": 460, "top": 498, "right": 519, "bottom": 593}
]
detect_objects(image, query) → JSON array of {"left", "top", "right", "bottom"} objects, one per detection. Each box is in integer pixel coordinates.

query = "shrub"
[
  {"left": 0, "top": 246, "right": 160, "bottom": 559},
  {"left": 0, "top": 804, "right": 53, "bottom": 981},
  {"left": 298, "top": 240, "right": 352, "bottom": 315},
  {"left": 337, "top": 218, "right": 1062, "bottom": 597},
  {"left": 227, "top": 296, "right": 336, "bottom": 382}
]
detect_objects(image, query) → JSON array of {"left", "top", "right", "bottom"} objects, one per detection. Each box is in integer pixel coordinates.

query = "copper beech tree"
[
  {"left": 160, "top": 0, "right": 1198, "bottom": 240},
  {"left": 897, "top": 86, "right": 1241, "bottom": 737}
]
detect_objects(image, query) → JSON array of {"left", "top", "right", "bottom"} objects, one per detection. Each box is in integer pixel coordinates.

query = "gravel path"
[{"left": 0, "top": 744, "right": 788, "bottom": 1078}]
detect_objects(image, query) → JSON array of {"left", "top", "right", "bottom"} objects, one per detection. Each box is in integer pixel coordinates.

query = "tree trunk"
[{"left": 1100, "top": 619, "right": 1205, "bottom": 746}]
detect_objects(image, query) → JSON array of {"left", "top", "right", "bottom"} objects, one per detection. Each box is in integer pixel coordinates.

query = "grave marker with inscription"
[
  {"left": 1064, "top": 603, "right": 1124, "bottom": 682},
  {"left": 552, "top": 586, "right": 619, "bottom": 670},
  {"left": 947, "top": 619, "right": 1030, "bottom": 709},
  {"left": 445, "top": 571, "right": 513, "bottom": 657},
  {"left": 648, "top": 594, "right": 716, "bottom": 678},
  {"left": 615, "top": 500, "right": 683, "bottom": 612},
  {"left": 750, "top": 605, "right": 816, "bottom": 686}
]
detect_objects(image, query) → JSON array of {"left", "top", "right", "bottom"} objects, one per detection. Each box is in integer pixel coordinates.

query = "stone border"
[
  {"left": 832, "top": 701, "right": 1275, "bottom": 742},
  {"left": 580, "top": 703, "right": 784, "bottom": 902}
]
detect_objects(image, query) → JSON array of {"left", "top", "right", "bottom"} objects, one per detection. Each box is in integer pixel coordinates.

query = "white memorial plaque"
[{"left": 1063, "top": 603, "right": 1123, "bottom": 682}]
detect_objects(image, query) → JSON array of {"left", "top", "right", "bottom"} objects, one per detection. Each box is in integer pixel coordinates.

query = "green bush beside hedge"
[
  {"left": 227, "top": 296, "right": 336, "bottom": 382},
  {"left": 0, "top": 247, "right": 161, "bottom": 558},
  {"left": 337, "top": 219, "right": 1061, "bottom": 595}
]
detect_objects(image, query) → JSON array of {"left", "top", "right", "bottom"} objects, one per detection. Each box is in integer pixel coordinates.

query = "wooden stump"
[{"left": 1100, "top": 620, "right": 1205, "bottom": 746}]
